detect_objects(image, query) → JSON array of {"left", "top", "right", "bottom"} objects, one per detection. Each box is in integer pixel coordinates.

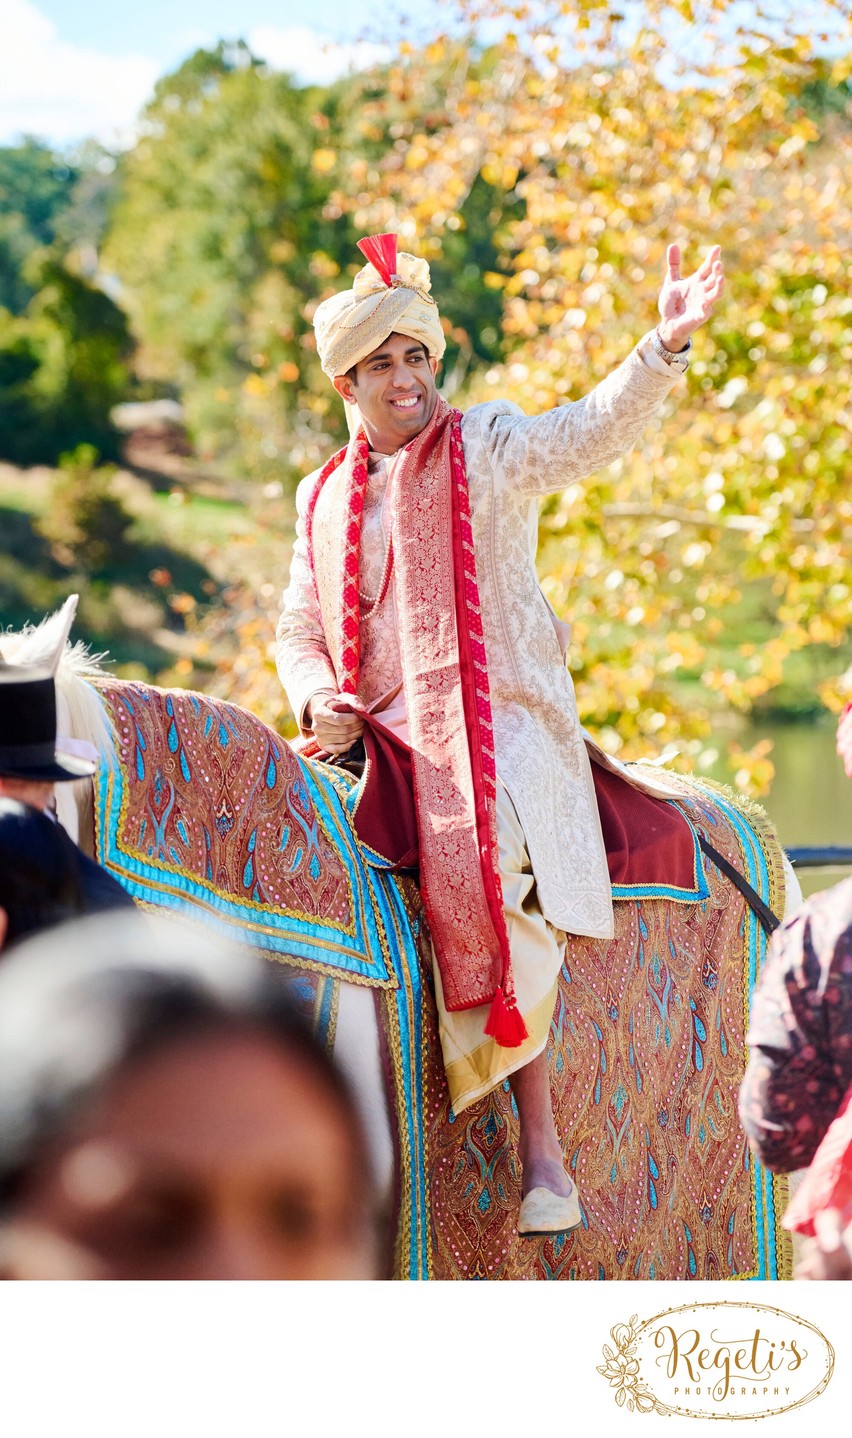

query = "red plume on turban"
[{"left": 356, "top": 233, "right": 399, "bottom": 287}]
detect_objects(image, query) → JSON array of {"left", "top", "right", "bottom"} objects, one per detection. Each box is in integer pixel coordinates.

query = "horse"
[{"left": 7, "top": 600, "right": 801, "bottom": 1280}]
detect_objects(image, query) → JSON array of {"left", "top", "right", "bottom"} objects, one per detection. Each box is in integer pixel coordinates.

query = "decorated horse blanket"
[
  {"left": 419, "top": 773, "right": 789, "bottom": 1280},
  {"left": 90, "top": 678, "right": 791, "bottom": 1280}
]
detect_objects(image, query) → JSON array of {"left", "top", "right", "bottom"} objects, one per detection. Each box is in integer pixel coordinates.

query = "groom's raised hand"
[{"left": 657, "top": 244, "right": 725, "bottom": 351}]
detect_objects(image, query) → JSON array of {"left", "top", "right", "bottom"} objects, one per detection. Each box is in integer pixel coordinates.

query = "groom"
[{"left": 276, "top": 230, "right": 724, "bottom": 1233}]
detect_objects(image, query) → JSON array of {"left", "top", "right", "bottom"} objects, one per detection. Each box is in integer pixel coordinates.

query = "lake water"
[{"left": 709, "top": 718, "right": 852, "bottom": 900}]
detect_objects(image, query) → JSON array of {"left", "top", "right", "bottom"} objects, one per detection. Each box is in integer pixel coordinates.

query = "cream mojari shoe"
[{"left": 518, "top": 1181, "right": 582, "bottom": 1236}]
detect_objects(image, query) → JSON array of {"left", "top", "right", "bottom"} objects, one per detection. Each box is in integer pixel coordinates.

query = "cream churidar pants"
[{"left": 433, "top": 780, "right": 566, "bottom": 1114}]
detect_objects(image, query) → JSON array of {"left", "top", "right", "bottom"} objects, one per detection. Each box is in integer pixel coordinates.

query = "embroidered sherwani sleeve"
[
  {"left": 276, "top": 475, "right": 338, "bottom": 735},
  {"left": 475, "top": 336, "right": 682, "bottom": 495}
]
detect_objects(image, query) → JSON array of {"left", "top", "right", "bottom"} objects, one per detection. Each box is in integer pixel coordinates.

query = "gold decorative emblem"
[
  {"left": 597, "top": 1314, "right": 671, "bottom": 1415},
  {"left": 598, "top": 1302, "right": 834, "bottom": 1420}
]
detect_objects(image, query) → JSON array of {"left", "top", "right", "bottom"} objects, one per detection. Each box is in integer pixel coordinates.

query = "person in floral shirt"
[
  {"left": 739, "top": 706, "right": 852, "bottom": 1278},
  {"left": 739, "top": 875, "right": 852, "bottom": 1172}
]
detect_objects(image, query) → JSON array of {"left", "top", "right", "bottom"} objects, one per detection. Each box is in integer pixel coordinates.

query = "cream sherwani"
[{"left": 277, "top": 336, "right": 685, "bottom": 1106}]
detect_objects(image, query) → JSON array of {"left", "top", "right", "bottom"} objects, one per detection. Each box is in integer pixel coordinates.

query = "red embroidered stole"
[{"left": 305, "top": 399, "right": 525, "bottom": 1042}]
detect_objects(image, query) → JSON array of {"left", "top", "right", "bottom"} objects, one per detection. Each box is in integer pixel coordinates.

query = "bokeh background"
[{"left": 1, "top": 0, "right": 850, "bottom": 885}]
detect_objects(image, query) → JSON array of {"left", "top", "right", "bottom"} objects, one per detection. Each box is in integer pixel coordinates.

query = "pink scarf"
[{"left": 305, "top": 398, "right": 527, "bottom": 1046}]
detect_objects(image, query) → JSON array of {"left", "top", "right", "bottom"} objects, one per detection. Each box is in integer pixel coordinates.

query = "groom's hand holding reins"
[
  {"left": 656, "top": 243, "right": 725, "bottom": 351},
  {"left": 307, "top": 689, "right": 365, "bottom": 755}
]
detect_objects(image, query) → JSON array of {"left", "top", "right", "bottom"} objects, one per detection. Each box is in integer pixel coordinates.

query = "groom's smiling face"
[{"left": 333, "top": 332, "right": 440, "bottom": 453}]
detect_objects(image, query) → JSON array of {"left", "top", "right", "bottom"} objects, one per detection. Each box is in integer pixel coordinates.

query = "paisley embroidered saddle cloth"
[
  {"left": 93, "top": 677, "right": 711, "bottom": 971},
  {"left": 89, "top": 678, "right": 791, "bottom": 1279},
  {"left": 91, "top": 679, "right": 400, "bottom": 985}
]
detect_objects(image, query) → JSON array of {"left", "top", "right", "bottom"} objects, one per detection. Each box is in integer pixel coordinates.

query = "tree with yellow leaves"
[
  {"left": 101, "top": 4, "right": 851, "bottom": 794},
  {"left": 323, "top": 0, "right": 851, "bottom": 789}
]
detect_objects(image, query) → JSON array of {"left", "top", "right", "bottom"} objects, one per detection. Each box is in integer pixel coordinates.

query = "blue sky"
[
  {"left": 33, "top": 1, "right": 401, "bottom": 68},
  {"left": 0, "top": 0, "right": 434, "bottom": 147},
  {"left": 2, "top": 2, "right": 847, "bottom": 150}
]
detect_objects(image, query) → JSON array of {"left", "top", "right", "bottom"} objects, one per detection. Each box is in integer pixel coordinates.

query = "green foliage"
[
  {"left": 0, "top": 137, "right": 132, "bottom": 465},
  {"left": 0, "top": 216, "right": 39, "bottom": 316},
  {"left": 0, "top": 138, "right": 79, "bottom": 246},
  {"left": 0, "top": 138, "right": 80, "bottom": 313},
  {"left": 117, "top": 4, "right": 846, "bottom": 785},
  {"left": 36, "top": 444, "right": 133, "bottom": 574},
  {"left": 403, "top": 5, "right": 851, "bottom": 790},
  {"left": 0, "top": 256, "right": 132, "bottom": 465},
  {"left": 3, "top": 7, "right": 850, "bottom": 793},
  {"left": 102, "top": 44, "right": 332, "bottom": 479},
  {"left": 53, "top": 142, "right": 122, "bottom": 259},
  {"left": 422, "top": 173, "right": 518, "bottom": 384},
  {"left": 800, "top": 76, "right": 852, "bottom": 120},
  {"left": 100, "top": 42, "right": 522, "bottom": 481}
]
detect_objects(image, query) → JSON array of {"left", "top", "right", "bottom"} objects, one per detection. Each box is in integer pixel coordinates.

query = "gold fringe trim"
[
  {"left": 326, "top": 978, "right": 340, "bottom": 1054},
  {"left": 678, "top": 774, "right": 787, "bottom": 933},
  {"left": 686, "top": 775, "right": 794, "bottom": 1280}
]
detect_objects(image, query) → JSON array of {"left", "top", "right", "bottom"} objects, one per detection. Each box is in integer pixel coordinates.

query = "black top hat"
[{"left": 0, "top": 668, "right": 96, "bottom": 783}]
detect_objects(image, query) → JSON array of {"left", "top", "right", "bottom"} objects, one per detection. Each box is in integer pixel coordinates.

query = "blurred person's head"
[
  {"left": 0, "top": 799, "right": 88, "bottom": 949},
  {"left": 0, "top": 776, "right": 54, "bottom": 811},
  {"left": 0, "top": 914, "right": 377, "bottom": 1279}
]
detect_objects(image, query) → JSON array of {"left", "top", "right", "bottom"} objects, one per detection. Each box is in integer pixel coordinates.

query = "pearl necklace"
[
  {"left": 358, "top": 455, "right": 398, "bottom": 614},
  {"left": 358, "top": 533, "right": 394, "bottom": 614}
]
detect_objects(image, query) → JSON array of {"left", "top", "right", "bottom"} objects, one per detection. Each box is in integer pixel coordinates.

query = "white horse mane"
[
  {"left": 2, "top": 595, "right": 101, "bottom": 670},
  {"left": 1, "top": 594, "right": 113, "bottom": 759}
]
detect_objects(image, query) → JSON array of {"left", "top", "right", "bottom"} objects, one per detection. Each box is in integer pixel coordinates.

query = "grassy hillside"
[
  {"left": 0, "top": 448, "right": 294, "bottom": 693},
  {"left": 4, "top": 442, "right": 848, "bottom": 746}
]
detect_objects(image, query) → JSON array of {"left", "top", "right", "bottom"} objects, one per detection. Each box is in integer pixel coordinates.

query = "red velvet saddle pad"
[
  {"left": 592, "top": 759, "right": 697, "bottom": 889},
  {"left": 329, "top": 712, "right": 697, "bottom": 892}
]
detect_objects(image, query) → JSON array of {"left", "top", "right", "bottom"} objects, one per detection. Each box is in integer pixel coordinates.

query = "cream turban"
[{"left": 314, "top": 237, "right": 446, "bottom": 380}]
